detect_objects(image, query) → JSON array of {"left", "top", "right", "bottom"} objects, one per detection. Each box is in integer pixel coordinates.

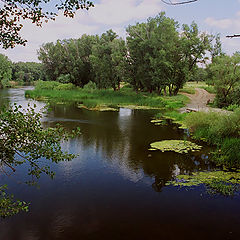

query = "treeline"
[
  {"left": 0, "top": 55, "right": 45, "bottom": 88},
  {"left": 38, "top": 12, "right": 218, "bottom": 96}
]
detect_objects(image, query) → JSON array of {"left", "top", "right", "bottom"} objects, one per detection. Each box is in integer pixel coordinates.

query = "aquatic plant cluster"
[
  {"left": 149, "top": 140, "right": 202, "bottom": 154},
  {"left": 167, "top": 170, "right": 240, "bottom": 196}
]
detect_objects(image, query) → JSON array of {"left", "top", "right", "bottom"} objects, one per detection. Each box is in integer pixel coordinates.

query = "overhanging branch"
[{"left": 161, "top": 0, "right": 198, "bottom": 5}]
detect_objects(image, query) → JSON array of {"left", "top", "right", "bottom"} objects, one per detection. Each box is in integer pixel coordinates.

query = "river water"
[{"left": 0, "top": 87, "right": 240, "bottom": 240}]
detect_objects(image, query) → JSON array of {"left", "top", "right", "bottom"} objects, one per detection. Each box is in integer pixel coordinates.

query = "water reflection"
[
  {"left": 44, "top": 103, "right": 213, "bottom": 192},
  {"left": 1, "top": 88, "right": 240, "bottom": 240}
]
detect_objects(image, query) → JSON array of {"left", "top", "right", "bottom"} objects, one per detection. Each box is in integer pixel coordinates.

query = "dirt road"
[{"left": 179, "top": 88, "right": 229, "bottom": 114}]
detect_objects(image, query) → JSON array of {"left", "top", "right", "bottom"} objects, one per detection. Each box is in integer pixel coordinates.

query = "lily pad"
[
  {"left": 149, "top": 140, "right": 202, "bottom": 154},
  {"left": 167, "top": 170, "right": 240, "bottom": 196}
]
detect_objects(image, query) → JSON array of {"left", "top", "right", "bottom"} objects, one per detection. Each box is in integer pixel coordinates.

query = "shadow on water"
[{"left": 0, "top": 88, "right": 240, "bottom": 240}]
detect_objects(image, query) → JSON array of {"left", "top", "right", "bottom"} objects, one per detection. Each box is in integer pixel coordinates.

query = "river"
[{"left": 0, "top": 87, "right": 239, "bottom": 240}]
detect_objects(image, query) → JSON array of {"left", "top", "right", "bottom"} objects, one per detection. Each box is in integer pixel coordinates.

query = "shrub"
[
  {"left": 35, "top": 80, "right": 60, "bottom": 90},
  {"left": 56, "top": 74, "right": 71, "bottom": 84},
  {"left": 83, "top": 81, "right": 97, "bottom": 90},
  {"left": 54, "top": 83, "right": 75, "bottom": 90}
]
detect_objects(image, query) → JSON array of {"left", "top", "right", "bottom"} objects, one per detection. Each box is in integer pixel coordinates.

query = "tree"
[
  {"left": 0, "top": 54, "right": 12, "bottom": 88},
  {"left": 12, "top": 62, "right": 45, "bottom": 83},
  {"left": 0, "top": 0, "right": 94, "bottom": 49},
  {"left": 38, "top": 35, "right": 97, "bottom": 86},
  {"left": 126, "top": 12, "right": 211, "bottom": 95},
  {"left": 90, "top": 30, "right": 127, "bottom": 90},
  {"left": 208, "top": 53, "right": 240, "bottom": 107}
]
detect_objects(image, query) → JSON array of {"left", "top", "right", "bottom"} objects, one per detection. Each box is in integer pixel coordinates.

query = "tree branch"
[
  {"left": 161, "top": 0, "right": 198, "bottom": 5},
  {"left": 226, "top": 34, "right": 240, "bottom": 38}
]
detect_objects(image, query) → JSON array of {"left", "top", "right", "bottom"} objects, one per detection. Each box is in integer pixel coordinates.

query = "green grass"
[
  {"left": 185, "top": 110, "right": 240, "bottom": 168},
  {"left": 180, "top": 81, "right": 216, "bottom": 94},
  {"left": 25, "top": 87, "right": 188, "bottom": 111}
]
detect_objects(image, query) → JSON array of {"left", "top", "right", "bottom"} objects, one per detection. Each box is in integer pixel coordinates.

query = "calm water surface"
[{"left": 0, "top": 87, "right": 240, "bottom": 240}]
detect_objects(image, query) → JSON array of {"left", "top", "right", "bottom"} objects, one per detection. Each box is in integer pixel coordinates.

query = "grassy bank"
[{"left": 25, "top": 86, "right": 188, "bottom": 111}]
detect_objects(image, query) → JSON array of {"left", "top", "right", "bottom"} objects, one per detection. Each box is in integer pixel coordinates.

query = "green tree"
[
  {"left": 38, "top": 35, "right": 97, "bottom": 86},
  {"left": 0, "top": 0, "right": 94, "bottom": 48},
  {"left": 126, "top": 13, "right": 211, "bottom": 95},
  {"left": 208, "top": 53, "right": 240, "bottom": 107},
  {"left": 12, "top": 62, "right": 45, "bottom": 83},
  {"left": 0, "top": 54, "right": 12, "bottom": 88},
  {"left": 90, "top": 30, "right": 127, "bottom": 90}
]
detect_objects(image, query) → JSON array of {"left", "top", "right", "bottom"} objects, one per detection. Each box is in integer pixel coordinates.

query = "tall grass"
[
  {"left": 185, "top": 110, "right": 240, "bottom": 168},
  {"left": 26, "top": 86, "right": 188, "bottom": 110}
]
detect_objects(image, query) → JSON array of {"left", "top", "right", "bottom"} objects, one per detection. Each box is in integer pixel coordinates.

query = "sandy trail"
[{"left": 179, "top": 88, "right": 229, "bottom": 114}]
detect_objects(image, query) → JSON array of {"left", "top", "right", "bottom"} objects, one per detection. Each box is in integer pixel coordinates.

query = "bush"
[
  {"left": 83, "top": 81, "right": 97, "bottom": 90},
  {"left": 54, "top": 83, "right": 75, "bottom": 90},
  {"left": 226, "top": 104, "right": 240, "bottom": 112},
  {"left": 35, "top": 80, "right": 60, "bottom": 90},
  {"left": 56, "top": 74, "right": 71, "bottom": 84},
  {"left": 185, "top": 111, "right": 240, "bottom": 144}
]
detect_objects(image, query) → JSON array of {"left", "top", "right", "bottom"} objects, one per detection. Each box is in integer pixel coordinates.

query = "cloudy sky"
[{"left": 1, "top": 0, "right": 240, "bottom": 62}]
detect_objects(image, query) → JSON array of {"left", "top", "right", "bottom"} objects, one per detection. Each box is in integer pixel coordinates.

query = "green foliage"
[
  {"left": 83, "top": 81, "right": 97, "bottom": 90},
  {"left": 38, "top": 35, "right": 97, "bottom": 87},
  {"left": 126, "top": 13, "right": 212, "bottom": 95},
  {"left": 90, "top": 30, "right": 127, "bottom": 90},
  {"left": 0, "top": 185, "right": 29, "bottom": 218},
  {"left": 54, "top": 83, "right": 75, "bottom": 90},
  {"left": 213, "top": 138, "right": 240, "bottom": 168},
  {"left": 35, "top": 80, "right": 61, "bottom": 90},
  {"left": 226, "top": 104, "right": 240, "bottom": 112},
  {"left": 0, "top": 104, "right": 78, "bottom": 179},
  {"left": 207, "top": 53, "right": 240, "bottom": 108},
  {"left": 0, "top": 54, "right": 12, "bottom": 88},
  {"left": 0, "top": 104, "right": 80, "bottom": 217},
  {"left": 26, "top": 87, "right": 169, "bottom": 109},
  {"left": 185, "top": 111, "right": 240, "bottom": 144},
  {"left": 0, "top": 0, "right": 94, "bottom": 49},
  {"left": 12, "top": 62, "right": 45, "bottom": 83},
  {"left": 185, "top": 110, "right": 240, "bottom": 168},
  {"left": 56, "top": 74, "right": 71, "bottom": 84}
]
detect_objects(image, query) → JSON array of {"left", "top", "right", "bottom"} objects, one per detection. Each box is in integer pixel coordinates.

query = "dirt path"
[{"left": 179, "top": 88, "right": 229, "bottom": 114}]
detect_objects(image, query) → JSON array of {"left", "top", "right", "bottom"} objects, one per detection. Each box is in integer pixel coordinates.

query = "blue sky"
[{"left": 1, "top": 0, "right": 240, "bottom": 62}]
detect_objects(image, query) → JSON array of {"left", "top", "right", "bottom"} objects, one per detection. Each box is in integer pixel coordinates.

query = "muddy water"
[{"left": 0, "top": 87, "right": 239, "bottom": 240}]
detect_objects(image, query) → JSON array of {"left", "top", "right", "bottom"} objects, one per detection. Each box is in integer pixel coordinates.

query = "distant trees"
[
  {"left": 38, "top": 35, "right": 97, "bottom": 87},
  {"left": 38, "top": 12, "right": 213, "bottom": 95},
  {"left": 0, "top": 54, "right": 12, "bottom": 88},
  {"left": 12, "top": 62, "right": 45, "bottom": 83}
]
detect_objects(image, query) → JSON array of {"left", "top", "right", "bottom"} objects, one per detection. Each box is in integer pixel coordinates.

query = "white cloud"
[
  {"left": 89, "top": 0, "right": 163, "bottom": 25},
  {"left": 205, "top": 17, "right": 232, "bottom": 29},
  {"left": 0, "top": 0, "right": 164, "bottom": 62},
  {"left": 204, "top": 11, "right": 240, "bottom": 55}
]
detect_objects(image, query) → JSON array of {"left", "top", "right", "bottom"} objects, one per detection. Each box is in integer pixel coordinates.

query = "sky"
[{"left": 1, "top": 0, "right": 240, "bottom": 62}]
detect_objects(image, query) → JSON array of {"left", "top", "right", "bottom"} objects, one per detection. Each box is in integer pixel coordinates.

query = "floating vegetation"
[
  {"left": 77, "top": 104, "right": 118, "bottom": 112},
  {"left": 149, "top": 140, "right": 202, "bottom": 153},
  {"left": 119, "top": 105, "right": 161, "bottom": 110},
  {"left": 167, "top": 170, "right": 240, "bottom": 196},
  {"left": 150, "top": 119, "right": 167, "bottom": 126}
]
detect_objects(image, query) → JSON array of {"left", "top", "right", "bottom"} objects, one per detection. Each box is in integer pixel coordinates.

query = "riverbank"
[{"left": 25, "top": 86, "right": 189, "bottom": 111}]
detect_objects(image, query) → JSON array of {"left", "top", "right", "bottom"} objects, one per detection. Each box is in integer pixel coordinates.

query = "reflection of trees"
[{"left": 45, "top": 104, "right": 214, "bottom": 193}]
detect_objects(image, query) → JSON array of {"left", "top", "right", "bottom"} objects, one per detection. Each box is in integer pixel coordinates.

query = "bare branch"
[
  {"left": 226, "top": 34, "right": 240, "bottom": 38},
  {"left": 161, "top": 0, "right": 198, "bottom": 5}
]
